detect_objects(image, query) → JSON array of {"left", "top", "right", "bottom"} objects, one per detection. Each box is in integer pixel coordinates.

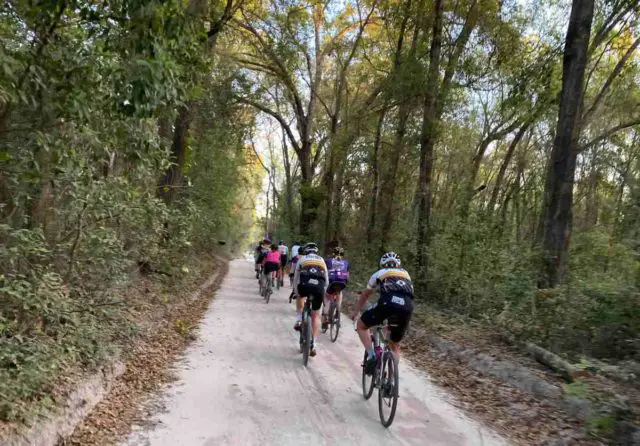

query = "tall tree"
[{"left": 538, "top": 0, "right": 595, "bottom": 288}]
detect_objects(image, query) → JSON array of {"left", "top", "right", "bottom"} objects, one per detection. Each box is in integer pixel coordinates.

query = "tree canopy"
[{"left": 1, "top": 0, "right": 639, "bottom": 424}]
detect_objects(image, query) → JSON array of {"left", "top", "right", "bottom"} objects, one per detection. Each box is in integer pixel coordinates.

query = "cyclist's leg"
[
  {"left": 309, "top": 287, "right": 323, "bottom": 354},
  {"left": 359, "top": 302, "right": 386, "bottom": 358},
  {"left": 337, "top": 290, "right": 343, "bottom": 313},
  {"left": 386, "top": 299, "right": 413, "bottom": 362},
  {"left": 321, "top": 292, "right": 331, "bottom": 327},
  {"left": 294, "top": 284, "right": 306, "bottom": 330},
  {"left": 356, "top": 318, "right": 374, "bottom": 351}
]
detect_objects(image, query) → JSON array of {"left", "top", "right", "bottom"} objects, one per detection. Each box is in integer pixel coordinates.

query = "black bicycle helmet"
[
  {"left": 333, "top": 246, "right": 345, "bottom": 257},
  {"left": 303, "top": 242, "right": 319, "bottom": 255}
]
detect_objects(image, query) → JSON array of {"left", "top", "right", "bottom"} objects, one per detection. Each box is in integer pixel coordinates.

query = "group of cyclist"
[{"left": 253, "top": 237, "right": 415, "bottom": 375}]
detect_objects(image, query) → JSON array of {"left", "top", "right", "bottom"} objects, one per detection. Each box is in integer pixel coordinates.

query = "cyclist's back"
[
  {"left": 291, "top": 242, "right": 301, "bottom": 259},
  {"left": 325, "top": 253, "right": 350, "bottom": 294},
  {"left": 364, "top": 266, "right": 414, "bottom": 335},
  {"left": 351, "top": 251, "right": 414, "bottom": 374},
  {"left": 292, "top": 242, "right": 328, "bottom": 357}
]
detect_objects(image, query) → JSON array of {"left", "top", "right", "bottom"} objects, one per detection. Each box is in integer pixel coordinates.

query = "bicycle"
[
  {"left": 258, "top": 269, "right": 265, "bottom": 296},
  {"left": 298, "top": 297, "right": 314, "bottom": 367},
  {"left": 321, "top": 295, "right": 340, "bottom": 343},
  {"left": 278, "top": 266, "right": 285, "bottom": 288},
  {"left": 263, "top": 272, "right": 274, "bottom": 304},
  {"left": 359, "top": 318, "right": 400, "bottom": 428}
]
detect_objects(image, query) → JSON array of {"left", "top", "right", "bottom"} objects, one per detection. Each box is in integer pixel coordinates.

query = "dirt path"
[{"left": 122, "top": 259, "right": 508, "bottom": 446}]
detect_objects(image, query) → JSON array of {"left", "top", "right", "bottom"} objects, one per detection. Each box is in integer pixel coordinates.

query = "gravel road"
[{"left": 123, "top": 259, "right": 508, "bottom": 446}]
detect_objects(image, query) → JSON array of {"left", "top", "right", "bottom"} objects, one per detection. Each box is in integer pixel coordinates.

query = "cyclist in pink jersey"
[{"left": 263, "top": 244, "right": 281, "bottom": 287}]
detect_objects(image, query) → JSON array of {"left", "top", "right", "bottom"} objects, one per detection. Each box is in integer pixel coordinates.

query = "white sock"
[{"left": 296, "top": 312, "right": 302, "bottom": 322}]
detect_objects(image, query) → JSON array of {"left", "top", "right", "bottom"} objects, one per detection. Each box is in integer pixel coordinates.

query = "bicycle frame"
[{"left": 299, "top": 297, "right": 314, "bottom": 366}]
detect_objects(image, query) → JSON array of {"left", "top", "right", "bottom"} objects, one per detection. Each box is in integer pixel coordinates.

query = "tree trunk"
[
  {"left": 488, "top": 122, "right": 532, "bottom": 214},
  {"left": 584, "top": 164, "right": 600, "bottom": 230},
  {"left": 378, "top": 104, "right": 410, "bottom": 254},
  {"left": 322, "top": 102, "right": 340, "bottom": 249},
  {"left": 299, "top": 145, "right": 317, "bottom": 238},
  {"left": 158, "top": 105, "right": 191, "bottom": 203},
  {"left": 538, "top": 0, "right": 594, "bottom": 288},
  {"left": 367, "top": 108, "right": 386, "bottom": 245},
  {"left": 332, "top": 163, "right": 346, "bottom": 243},
  {"left": 415, "top": 0, "right": 444, "bottom": 286},
  {"left": 281, "top": 130, "right": 295, "bottom": 235},
  {"left": 375, "top": 0, "right": 416, "bottom": 255}
]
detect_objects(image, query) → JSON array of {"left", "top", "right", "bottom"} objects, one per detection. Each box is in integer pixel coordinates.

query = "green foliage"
[
  {"left": 564, "top": 380, "right": 589, "bottom": 398},
  {"left": 0, "top": 0, "right": 261, "bottom": 423},
  {"left": 588, "top": 414, "right": 616, "bottom": 436}
]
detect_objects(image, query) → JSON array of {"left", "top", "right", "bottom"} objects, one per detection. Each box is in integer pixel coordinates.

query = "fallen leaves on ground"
[
  {"left": 61, "top": 258, "right": 228, "bottom": 445},
  {"left": 342, "top": 295, "right": 603, "bottom": 445}
]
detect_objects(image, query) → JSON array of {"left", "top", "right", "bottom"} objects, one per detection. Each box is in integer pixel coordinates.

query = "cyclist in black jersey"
[{"left": 351, "top": 251, "right": 414, "bottom": 375}]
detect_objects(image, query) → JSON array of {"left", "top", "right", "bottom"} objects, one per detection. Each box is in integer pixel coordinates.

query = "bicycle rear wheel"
[
  {"left": 361, "top": 351, "right": 375, "bottom": 400},
  {"left": 302, "top": 316, "right": 311, "bottom": 367},
  {"left": 329, "top": 303, "right": 340, "bottom": 343},
  {"left": 265, "top": 278, "right": 271, "bottom": 303},
  {"left": 378, "top": 351, "right": 399, "bottom": 428}
]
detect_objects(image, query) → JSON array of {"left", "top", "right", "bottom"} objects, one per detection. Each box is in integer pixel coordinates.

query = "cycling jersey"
[
  {"left": 291, "top": 245, "right": 300, "bottom": 258},
  {"left": 265, "top": 250, "right": 281, "bottom": 264},
  {"left": 325, "top": 257, "right": 350, "bottom": 283},
  {"left": 366, "top": 268, "right": 414, "bottom": 297},
  {"left": 278, "top": 244, "right": 289, "bottom": 255},
  {"left": 293, "top": 254, "right": 328, "bottom": 289},
  {"left": 256, "top": 247, "right": 269, "bottom": 264},
  {"left": 362, "top": 267, "right": 415, "bottom": 342}
]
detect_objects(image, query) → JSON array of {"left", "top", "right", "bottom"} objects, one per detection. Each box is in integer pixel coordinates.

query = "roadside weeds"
[{"left": 61, "top": 257, "right": 228, "bottom": 445}]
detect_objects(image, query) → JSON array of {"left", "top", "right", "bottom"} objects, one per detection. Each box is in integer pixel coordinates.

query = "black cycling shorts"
[
  {"left": 297, "top": 279, "right": 325, "bottom": 311},
  {"left": 264, "top": 261, "right": 280, "bottom": 274},
  {"left": 360, "top": 294, "right": 414, "bottom": 343},
  {"left": 280, "top": 254, "right": 288, "bottom": 268},
  {"left": 327, "top": 281, "right": 346, "bottom": 294}
]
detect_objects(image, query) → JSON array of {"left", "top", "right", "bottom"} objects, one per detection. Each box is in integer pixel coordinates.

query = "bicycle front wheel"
[
  {"left": 329, "top": 303, "right": 340, "bottom": 343},
  {"left": 378, "top": 351, "right": 399, "bottom": 428},
  {"left": 361, "top": 351, "right": 375, "bottom": 400}
]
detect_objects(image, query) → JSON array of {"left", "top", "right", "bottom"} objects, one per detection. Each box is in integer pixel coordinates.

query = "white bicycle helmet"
[{"left": 380, "top": 251, "right": 401, "bottom": 268}]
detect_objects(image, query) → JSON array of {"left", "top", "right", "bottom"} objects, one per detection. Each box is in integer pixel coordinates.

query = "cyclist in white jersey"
[{"left": 278, "top": 240, "right": 289, "bottom": 284}]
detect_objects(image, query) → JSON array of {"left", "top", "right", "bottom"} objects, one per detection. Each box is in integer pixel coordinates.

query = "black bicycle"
[
  {"left": 258, "top": 271, "right": 265, "bottom": 296},
  {"left": 263, "top": 273, "right": 274, "bottom": 303},
  {"left": 321, "top": 297, "right": 340, "bottom": 343},
  {"left": 361, "top": 319, "right": 400, "bottom": 428},
  {"left": 299, "top": 297, "right": 314, "bottom": 367}
]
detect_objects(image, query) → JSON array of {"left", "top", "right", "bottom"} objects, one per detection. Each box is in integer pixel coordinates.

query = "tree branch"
[
  {"left": 440, "top": 0, "right": 479, "bottom": 105},
  {"left": 238, "top": 97, "right": 301, "bottom": 154},
  {"left": 582, "top": 36, "right": 640, "bottom": 124},
  {"left": 234, "top": 16, "right": 307, "bottom": 126},
  {"left": 579, "top": 118, "right": 640, "bottom": 152}
]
